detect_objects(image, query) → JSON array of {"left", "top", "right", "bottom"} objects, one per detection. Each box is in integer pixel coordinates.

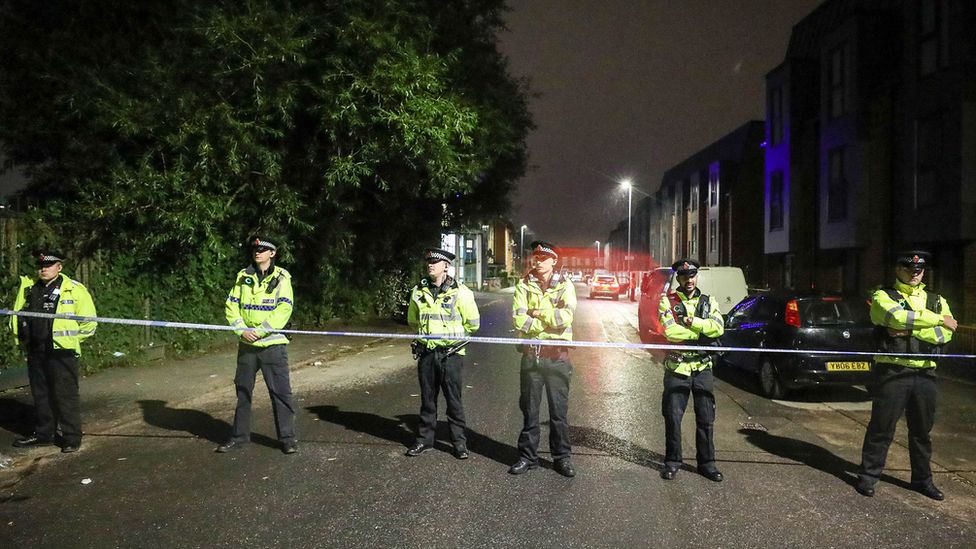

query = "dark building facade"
[
  {"left": 643, "top": 121, "right": 767, "bottom": 287},
  {"left": 764, "top": 0, "right": 976, "bottom": 320}
]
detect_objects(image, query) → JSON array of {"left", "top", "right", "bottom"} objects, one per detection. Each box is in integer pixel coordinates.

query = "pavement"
[{"left": 0, "top": 317, "right": 415, "bottom": 485}]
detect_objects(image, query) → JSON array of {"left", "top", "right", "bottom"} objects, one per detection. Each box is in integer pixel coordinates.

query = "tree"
[{"left": 0, "top": 0, "right": 532, "bottom": 332}]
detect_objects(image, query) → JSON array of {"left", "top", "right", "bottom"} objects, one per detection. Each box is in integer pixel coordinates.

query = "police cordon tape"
[{"left": 2, "top": 309, "right": 975, "bottom": 360}]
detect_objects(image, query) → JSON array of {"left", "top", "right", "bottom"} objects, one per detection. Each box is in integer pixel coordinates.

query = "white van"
[{"left": 684, "top": 267, "right": 748, "bottom": 315}]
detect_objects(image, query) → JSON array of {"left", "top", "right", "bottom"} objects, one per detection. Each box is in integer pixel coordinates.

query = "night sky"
[{"left": 498, "top": 0, "right": 826, "bottom": 248}]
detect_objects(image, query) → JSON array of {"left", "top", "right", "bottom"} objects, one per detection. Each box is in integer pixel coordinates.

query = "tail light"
[
  {"left": 785, "top": 300, "right": 801, "bottom": 327},
  {"left": 611, "top": 283, "right": 619, "bottom": 290}
]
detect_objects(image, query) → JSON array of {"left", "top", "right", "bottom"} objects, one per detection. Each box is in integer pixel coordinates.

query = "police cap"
[
  {"left": 671, "top": 258, "right": 700, "bottom": 276},
  {"left": 35, "top": 249, "right": 66, "bottom": 267},
  {"left": 247, "top": 236, "right": 278, "bottom": 252},
  {"left": 530, "top": 241, "right": 559, "bottom": 260},
  {"left": 426, "top": 248, "right": 455, "bottom": 263},
  {"left": 895, "top": 250, "right": 931, "bottom": 270}
]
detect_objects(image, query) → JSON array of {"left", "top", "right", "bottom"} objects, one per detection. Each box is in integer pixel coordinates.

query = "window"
[
  {"left": 690, "top": 184, "right": 699, "bottom": 212},
  {"left": 708, "top": 172, "right": 718, "bottom": 207},
  {"left": 915, "top": 114, "right": 942, "bottom": 209},
  {"left": 919, "top": 0, "right": 949, "bottom": 77},
  {"left": 769, "top": 86, "right": 783, "bottom": 146},
  {"left": 828, "top": 45, "right": 846, "bottom": 119},
  {"left": 769, "top": 171, "right": 784, "bottom": 231},
  {"left": 708, "top": 218, "right": 718, "bottom": 253},
  {"left": 690, "top": 224, "right": 698, "bottom": 255},
  {"left": 827, "top": 147, "right": 847, "bottom": 222}
]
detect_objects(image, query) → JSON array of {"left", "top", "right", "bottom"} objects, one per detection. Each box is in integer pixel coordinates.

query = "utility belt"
[
  {"left": 664, "top": 350, "right": 716, "bottom": 365},
  {"left": 412, "top": 340, "right": 467, "bottom": 361},
  {"left": 878, "top": 334, "right": 946, "bottom": 355},
  {"left": 520, "top": 343, "right": 569, "bottom": 360}
]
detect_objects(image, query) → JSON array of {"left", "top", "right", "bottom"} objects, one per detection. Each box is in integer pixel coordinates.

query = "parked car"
[
  {"left": 569, "top": 270, "right": 583, "bottom": 282},
  {"left": 720, "top": 292, "right": 876, "bottom": 399},
  {"left": 589, "top": 275, "right": 620, "bottom": 300},
  {"left": 638, "top": 266, "right": 748, "bottom": 343}
]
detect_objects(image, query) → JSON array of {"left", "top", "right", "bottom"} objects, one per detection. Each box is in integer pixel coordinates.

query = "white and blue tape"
[{"left": 1, "top": 309, "right": 974, "bottom": 360}]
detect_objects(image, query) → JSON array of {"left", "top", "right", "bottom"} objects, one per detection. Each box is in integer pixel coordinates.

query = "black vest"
[{"left": 876, "top": 288, "right": 946, "bottom": 355}]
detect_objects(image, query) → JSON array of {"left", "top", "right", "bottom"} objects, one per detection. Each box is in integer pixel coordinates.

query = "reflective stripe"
[
  {"left": 934, "top": 326, "right": 946, "bottom": 344},
  {"left": 884, "top": 306, "right": 898, "bottom": 326},
  {"left": 521, "top": 317, "right": 535, "bottom": 332},
  {"left": 53, "top": 330, "right": 81, "bottom": 338},
  {"left": 662, "top": 318, "right": 675, "bottom": 328},
  {"left": 515, "top": 308, "right": 528, "bottom": 315},
  {"left": 552, "top": 309, "right": 564, "bottom": 327},
  {"left": 564, "top": 303, "right": 576, "bottom": 314},
  {"left": 905, "top": 310, "right": 917, "bottom": 330},
  {"left": 231, "top": 319, "right": 246, "bottom": 327},
  {"left": 420, "top": 313, "right": 459, "bottom": 323},
  {"left": 260, "top": 334, "right": 289, "bottom": 343},
  {"left": 78, "top": 329, "right": 96, "bottom": 335},
  {"left": 468, "top": 318, "right": 481, "bottom": 329},
  {"left": 261, "top": 320, "right": 275, "bottom": 330}
]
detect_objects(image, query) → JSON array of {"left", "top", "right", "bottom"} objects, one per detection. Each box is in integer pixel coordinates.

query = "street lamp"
[
  {"left": 621, "top": 179, "right": 632, "bottom": 271},
  {"left": 520, "top": 224, "right": 528, "bottom": 271},
  {"left": 595, "top": 240, "right": 601, "bottom": 269}
]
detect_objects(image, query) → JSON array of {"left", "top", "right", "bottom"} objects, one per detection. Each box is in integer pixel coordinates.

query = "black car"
[{"left": 720, "top": 292, "right": 876, "bottom": 399}]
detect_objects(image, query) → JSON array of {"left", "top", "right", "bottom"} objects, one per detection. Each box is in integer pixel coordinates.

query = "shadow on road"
[
  {"left": 136, "top": 399, "right": 278, "bottom": 449},
  {"left": 569, "top": 425, "right": 670, "bottom": 472},
  {"left": 307, "top": 405, "right": 518, "bottom": 466},
  {"left": 739, "top": 428, "right": 911, "bottom": 490},
  {"left": 0, "top": 397, "right": 35, "bottom": 437}
]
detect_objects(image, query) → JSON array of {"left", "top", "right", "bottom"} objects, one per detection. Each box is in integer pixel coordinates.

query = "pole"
[{"left": 627, "top": 183, "right": 632, "bottom": 271}]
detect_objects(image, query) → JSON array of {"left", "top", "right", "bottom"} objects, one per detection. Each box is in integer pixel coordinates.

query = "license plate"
[
  {"left": 826, "top": 362, "right": 870, "bottom": 371},
  {"left": 601, "top": 286, "right": 609, "bottom": 290}
]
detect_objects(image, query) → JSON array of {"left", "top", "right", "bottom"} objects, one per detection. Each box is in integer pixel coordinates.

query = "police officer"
[
  {"left": 218, "top": 236, "right": 297, "bottom": 454},
  {"left": 658, "top": 259, "right": 724, "bottom": 482},
  {"left": 510, "top": 241, "right": 578, "bottom": 477},
  {"left": 10, "top": 250, "right": 97, "bottom": 453},
  {"left": 856, "top": 251, "right": 957, "bottom": 500},
  {"left": 405, "top": 248, "right": 481, "bottom": 459}
]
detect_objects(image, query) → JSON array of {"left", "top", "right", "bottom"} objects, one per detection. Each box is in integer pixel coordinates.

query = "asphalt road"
[{"left": 1, "top": 286, "right": 975, "bottom": 548}]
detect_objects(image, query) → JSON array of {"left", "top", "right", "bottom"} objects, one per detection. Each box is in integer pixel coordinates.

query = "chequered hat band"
[
  {"left": 428, "top": 251, "right": 452, "bottom": 262},
  {"left": 38, "top": 254, "right": 64, "bottom": 263},
  {"left": 533, "top": 245, "right": 557, "bottom": 258},
  {"left": 252, "top": 239, "right": 276, "bottom": 250}
]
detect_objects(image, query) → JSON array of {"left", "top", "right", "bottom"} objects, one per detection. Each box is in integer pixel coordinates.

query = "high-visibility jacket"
[
  {"left": 225, "top": 264, "right": 293, "bottom": 347},
  {"left": 407, "top": 277, "right": 480, "bottom": 354},
  {"left": 871, "top": 280, "right": 953, "bottom": 369},
  {"left": 512, "top": 271, "right": 576, "bottom": 342},
  {"left": 658, "top": 289, "right": 724, "bottom": 375},
  {"left": 11, "top": 273, "right": 97, "bottom": 356}
]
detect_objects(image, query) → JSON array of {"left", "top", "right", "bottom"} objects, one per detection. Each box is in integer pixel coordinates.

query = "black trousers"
[
  {"left": 518, "top": 354, "right": 573, "bottom": 463},
  {"left": 26, "top": 348, "right": 82, "bottom": 446},
  {"left": 416, "top": 351, "right": 466, "bottom": 446},
  {"left": 661, "top": 368, "right": 716, "bottom": 470},
  {"left": 858, "top": 365, "right": 937, "bottom": 486},
  {"left": 231, "top": 344, "right": 296, "bottom": 443}
]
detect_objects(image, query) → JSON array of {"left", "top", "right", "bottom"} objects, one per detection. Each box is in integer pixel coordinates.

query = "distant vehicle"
[
  {"left": 589, "top": 275, "right": 620, "bottom": 300},
  {"left": 721, "top": 292, "right": 876, "bottom": 399},
  {"left": 583, "top": 274, "right": 593, "bottom": 284},
  {"left": 638, "top": 266, "right": 748, "bottom": 343},
  {"left": 569, "top": 270, "right": 583, "bottom": 282}
]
